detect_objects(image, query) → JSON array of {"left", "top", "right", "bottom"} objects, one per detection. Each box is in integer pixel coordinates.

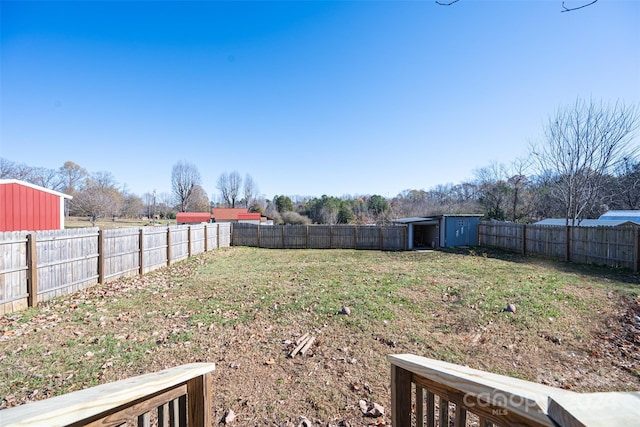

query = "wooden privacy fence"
[
  {"left": 232, "top": 223, "right": 407, "bottom": 251},
  {"left": 479, "top": 221, "right": 640, "bottom": 272},
  {"left": 390, "top": 354, "right": 640, "bottom": 427},
  {"left": 0, "top": 362, "right": 215, "bottom": 427},
  {"left": 0, "top": 223, "right": 231, "bottom": 315}
]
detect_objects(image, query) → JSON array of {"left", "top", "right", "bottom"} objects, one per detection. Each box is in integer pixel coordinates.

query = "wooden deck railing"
[
  {"left": 389, "top": 354, "right": 640, "bottom": 427},
  {"left": 0, "top": 362, "right": 215, "bottom": 427}
]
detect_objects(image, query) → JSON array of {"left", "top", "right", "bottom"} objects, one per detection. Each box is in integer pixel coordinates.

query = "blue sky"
[{"left": 1, "top": 0, "right": 639, "bottom": 201}]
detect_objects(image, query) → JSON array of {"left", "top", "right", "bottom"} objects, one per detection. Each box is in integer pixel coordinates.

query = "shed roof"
[
  {"left": 598, "top": 210, "right": 640, "bottom": 221},
  {"left": 393, "top": 214, "right": 483, "bottom": 225},
  {"left": 176, "top": 212, "right": 211, "bottom": 223},
  {"left": 237, "top": 213, "right": 261, "bottom": 220},
  {"left": 211, "top": 208, "right": 249, "bottom": 221},
  {"left": 0, "top": 179, "right": 72, "bottom": 199}
]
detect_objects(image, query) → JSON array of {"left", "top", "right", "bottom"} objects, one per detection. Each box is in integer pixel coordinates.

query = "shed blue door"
[{"left": 444, "top": 218, "right": 475, "bottom": 247}]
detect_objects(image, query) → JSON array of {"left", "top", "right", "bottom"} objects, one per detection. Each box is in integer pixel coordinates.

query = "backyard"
[{"left": 0, "top": 246, "right": 638, "bottom": 426}]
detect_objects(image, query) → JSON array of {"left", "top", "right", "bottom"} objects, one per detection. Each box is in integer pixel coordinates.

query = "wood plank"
[
  {"left": 158, "top": 402, "right": 169, "bottom": 427},
  {"left": 26, "top": 233, "right": 37, "bottom": 307},
  {"left": 438, "top": 398, "right": 449, "bottom": 427},
  {"left": 454, "top": 404, "right": 466, "bottom": 427},
  {"left": 389, "top": 354, "right": 565, "bottom": 427},
  {"left": 187, "top": 372, "right": 213, "bottom": 427},
  {"left": 426, "top": 391, "right": 435, "bottom": 427},
  {"left": 547, "top": 391, "right": 640, "bottom": 427},
  {"left": 1, "top": 363, "right": 215, "bottom": 427},
  {"left": 391, "top": 364, "right": 412, "bottom": 427},
  {"left": 83, "top": 384, "right": 186, "bottom": 427},
  {"left": 416, "top": 386, "right": 424, "bottom": 427}
]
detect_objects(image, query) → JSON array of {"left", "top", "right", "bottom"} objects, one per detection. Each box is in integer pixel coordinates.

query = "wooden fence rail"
[
  {"left": 0, "top": 362, "right": 215, "bottom": 427},
  {"left": 0, "top": 223, "right": 231, "bottom": 315},
  {"left": 479, "top": 221, "right": 640, "bottom": 272},
  {"left": 389, "top": 354, "right": 640, "bottom": 427},
  {"left": 232, "top": 223, "right": 407, "bottom": 251}
]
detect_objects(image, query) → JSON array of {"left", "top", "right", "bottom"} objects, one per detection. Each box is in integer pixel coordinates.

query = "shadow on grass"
[{"left": 440, "top": 246, "right": 640, "bottom": 288}]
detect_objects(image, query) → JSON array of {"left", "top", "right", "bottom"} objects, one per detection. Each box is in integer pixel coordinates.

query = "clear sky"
[{"left": 1, "top": 0, "right": 639, "bottom": 201}]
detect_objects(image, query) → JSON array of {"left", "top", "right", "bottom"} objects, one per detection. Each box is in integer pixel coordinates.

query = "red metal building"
[
  {"left": 176, "top": 212, "right": 213, "bottom": 224},
  {"left": 0, "top": 179, "right": 73, "bottom": 232}
]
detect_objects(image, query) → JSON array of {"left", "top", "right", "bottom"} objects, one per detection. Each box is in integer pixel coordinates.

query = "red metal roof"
[
  {"left": 176, "top": 212, "right": 212, "bottom": 224},
  {"left": 211, "top": 208, "right": 248, "bottom": 221},
  {"left": 237, "top": 213, "right": 261, "bottom": 220}
]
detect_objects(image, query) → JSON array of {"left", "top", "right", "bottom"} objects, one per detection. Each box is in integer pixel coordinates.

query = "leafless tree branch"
[
  {"left": 561, "top": 0, "right": 598, "bottom": 13},
  {"left": 434, "top": 0, "right": 599, "bottom": 12}
]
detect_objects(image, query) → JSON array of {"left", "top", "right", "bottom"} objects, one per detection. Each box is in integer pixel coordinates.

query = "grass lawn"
[
  {"left": 1, "top": 246, "right": 638, "bottom": 425},
  {"left": 65, "top": 216, "right": 175, "bottom": 229}
]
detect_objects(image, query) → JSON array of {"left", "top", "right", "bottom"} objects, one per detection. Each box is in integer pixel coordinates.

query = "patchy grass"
[{"left": 1, "top": 247, "right": 638, "bottom": 425}]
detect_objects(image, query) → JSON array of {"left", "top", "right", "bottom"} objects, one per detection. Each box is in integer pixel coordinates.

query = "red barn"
[
  {"left": 0, "top": 179, "right": 73, "bottom": 232},
  {"left": 176, "top": 212, "right": 212, "bottom": 224}
]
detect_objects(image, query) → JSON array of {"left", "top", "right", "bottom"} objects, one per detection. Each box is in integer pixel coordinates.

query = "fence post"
[
  {"left": 281, "top": 225, "right": 285, "bottom": 249},
  {"left": 98, "top": 229, "right": 105, "bottom": 284},
  {"left": 565, "top": 226, "right": 571, "bottom": 262},
  {"left": 329, "top": 226, "right": 333, "bottom": 249},
  {"left": 139, "top": 228, "right": 145, "bottom": 276},
  {"left": 167, "top": 226, "right": 172, "bottom": 266},
  {"left": 217, "top": 224, "right": 220, "bottom": 249},
  {"left": 521, "top": 224, "right": 527, "bottom": 256},
  {"left": 354, "top": 226, "right": 358, "bottom": 250},
  {"left": 26, "top": 233, "right": 38, "bottom": 308},
  {"left": 391, "top": 363, "right": 412, "bottom": 426},
  {"left": 633, "top": 227, "right": 640, "bottom": 273},
  {"left": 186, "top": 371, "right": 213, "bottom": 427},
  {"left": 257, "top": 224, "right": 261, "bottom": 248},
  {"left": 379, "top": 226, "right": 383, "bottom": 251},
  {"left": 204, "top": 224, "right": 209, "bottom": 252},
  {"left": 306, "top": 225, "right": 309, "bottom": 249},
  {"left": 188, "top": 226, "right": 193, "bottom": 258}
]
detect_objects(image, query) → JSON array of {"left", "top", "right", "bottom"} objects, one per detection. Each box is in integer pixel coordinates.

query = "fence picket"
[
  {"left": 0, "top": 224, "right": 232, "bottom": 315},
  {"left": 479, "top": 221, "right": 639, "bottom": 271}
]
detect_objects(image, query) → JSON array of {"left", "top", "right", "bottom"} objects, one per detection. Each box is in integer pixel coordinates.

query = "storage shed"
[
  {"left": 393, "top": 214, "right": 484, "bottom": 250},
  {"left": 176, "top": 212, "right": 212, "bottom": 224},
  {"left": 0, "top": 179, "right": 72, "bottom": 232},
  {"left": 211, "top": 208, "right": 249, "bottom": 223}
]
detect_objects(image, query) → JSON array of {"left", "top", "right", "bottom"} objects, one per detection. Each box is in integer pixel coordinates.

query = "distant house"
[
  {"left": 176, "top": 212, "right": 212, "bottom": 225},
  {"left": 211, "top": 208, "right": 273, "bottom": 225},
  {"left": 392, "top": 214, "right": 483, "bottom": 249},
  {"left": 211, "top": 208, "right": 249, "bottom": 223},
  {"left": 237, "top": 212, "right": 261, "bottom": 225},
  {"left": 0, "top": 179, "right": 73, "bottom": 232},
  {"left": 534, "top": 210, "right": 640, "bottom": 227}
]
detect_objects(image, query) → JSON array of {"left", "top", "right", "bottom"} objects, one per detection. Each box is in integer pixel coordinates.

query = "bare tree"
[
  {"left": 435, "top": 0, "right": 598, "bottom": 12},
  {"left": 171, "top": 161, "right": 201, "bottom": 212},
  {"left": 189, "top": 184, "right": 210, "bottom": 212},
  {"left": 59, "top": 161, "right": 88, "bottom": 196},
  {"left": 72, "top": 171, "right": 122, "bottom": 225},
  {"left": 30, "top": 167, "right": 64, "bottom": 191},
  {"left": 217, "top": 171, "right": 242, "bottom": 208},
  {"left": 243, "top": 174, "right": 258, "bottom": 209},
  {"left": 612, "top": 158, "right": 640, "bottom": 210},
  {"left": 531, "top": 99, "right": 639, "bottom": 225},
  {"left": 474, "top": 163, "right": 512, "bottom": 220},
  {"left": 0, "top": 158, "right": 37, "bottom": 181},
  {"left": 121, "top": 194, "right": 144, "bottom": 218}
]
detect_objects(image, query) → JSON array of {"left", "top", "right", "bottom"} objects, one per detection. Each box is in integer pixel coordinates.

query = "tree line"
[{"left": 3, "top": 98, "right": 639, "bottom": 226}]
